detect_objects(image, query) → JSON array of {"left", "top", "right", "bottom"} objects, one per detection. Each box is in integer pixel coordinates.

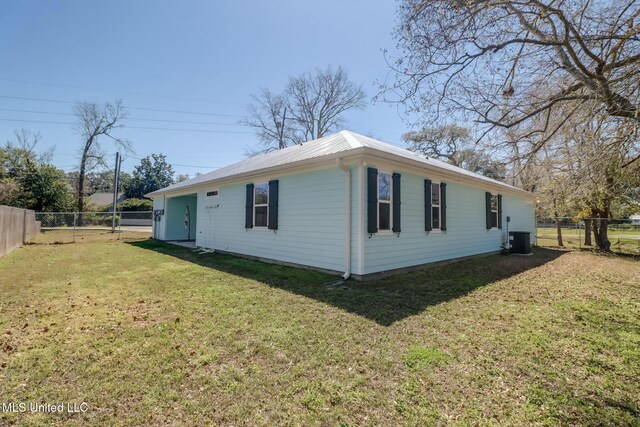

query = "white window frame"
[
  {"left": 490, "top": 194, "right": 499, "bottom": 229},
  {"left": 253, "top": 182, "right": 269, "bottom": 229},
  {"left": 431, "top": 182, "right": 441, "bottom": 232},
  {"left": 377, "top": 171, "right": 393, "bottom": 233}
]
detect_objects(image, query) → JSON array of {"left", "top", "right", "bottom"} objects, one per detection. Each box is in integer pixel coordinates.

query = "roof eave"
[
  {"left": 362, "top": 148, "right": 536, "bottom": 200},
  {"left": 145, "top": 147, "right": 368, "bottom": 198}
]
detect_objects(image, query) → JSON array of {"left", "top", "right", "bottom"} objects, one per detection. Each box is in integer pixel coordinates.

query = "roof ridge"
[{"left": 340, "top": 130, "right": 365, "bottom": 148}]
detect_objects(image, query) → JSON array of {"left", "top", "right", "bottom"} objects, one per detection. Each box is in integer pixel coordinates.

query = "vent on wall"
[{"left": 206, "top": 190, "right": 218, "bottom": 197}]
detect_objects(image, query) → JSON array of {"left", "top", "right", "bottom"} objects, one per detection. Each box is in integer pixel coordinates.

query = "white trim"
[
  {"left": 336, "top": 158, "right": 351, "bottom": 280},
  {"left": 377, "top": 171, "right": 393, "bottom": 232},
  {"left": 253, "top": 182, "right": 269, "bottom": 229},
  {"left": 148, "top": 152, "right": 534, "bottom": 203},
  {"left": 431, "top": 181, "right": 441, "bottom": 231},
  {"left": 357, "top": 161, "right": 365, "bottom": 275},
  {"left": 489, "top": 193, "right": 499, "bottom": 230},
  {"left": 361, "top": 153, "right": 535, "bottom": 201},
  {"left": 147, "top": 142, "right": 534, "bottom": 201}
]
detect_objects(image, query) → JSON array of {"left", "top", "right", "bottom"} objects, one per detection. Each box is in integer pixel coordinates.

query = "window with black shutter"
[
  {"left": 486, "top": 192, "right": 499, "bottom": 229},
  {"left": 440, "top": 182, "right": 447, "bottom": 231},
  {"left": 378, "top": 172, "right": 392, "bottom": 231},
  {"left": 425, "top": 181, "right": 447, "bottom": 232},
  {"left": 245, "top": 184, "right": 254, "bottom": 228},
  {"left": 431, "top": 182, "right": 441, "bottom": 230},
  {"left": 424, "top": 179, "right": 432, "bottom": 231},
  {"left": 367, "top": 168, "right": 400, "bottom": 234},
  {"left": 367, "top": 168, "right": 378, "bottom": 234},
  {"left": 253, "top": 183, "right": 269, "bottom": 227},
  {"left": 268, "top": 180, "right": 279, "bottom": 230},
  {"left": 392, "top": 173, "right": 401, "bottom": 233}
]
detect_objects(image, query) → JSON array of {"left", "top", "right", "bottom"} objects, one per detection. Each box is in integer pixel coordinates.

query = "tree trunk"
[
  {"left": 555, "top": 215, "right": 563, "bottom": 247},
  {"left": 592, "top": 210, "right": 611, "bottom": 252},
  {"left": 77, "top": 149, "right": 89, "bottom": 226},
  {"left": 553, "top": 198, "right": 563, "bottom": 247},
  {"left": 584, "top": 219, "right": 592, "bottom": 246}
]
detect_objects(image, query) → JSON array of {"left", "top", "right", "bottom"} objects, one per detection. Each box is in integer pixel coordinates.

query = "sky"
[{"left": 0, "top": 0, "right": 414, "bottom": 178}]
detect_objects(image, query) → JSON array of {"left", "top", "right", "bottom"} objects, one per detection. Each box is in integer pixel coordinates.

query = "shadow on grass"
[{"left": 129, "top": 240, "right": 564, "bottom": 326}]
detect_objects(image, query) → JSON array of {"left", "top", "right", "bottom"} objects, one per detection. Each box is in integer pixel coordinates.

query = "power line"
[
  {"left": 0, "top": 117, "right": 252, "bottom": 134},
  {"left": 0, "top": 95, "right": 245, "bottom": 118},
  {"left": 0, "top": 107, "right": 244, "bottom": 126},
  {"left": 0, "top": 77, "right": 244, "bottom": 107},
  {"left": 123, "top": 154, "right": 220, "bottom": 169}
]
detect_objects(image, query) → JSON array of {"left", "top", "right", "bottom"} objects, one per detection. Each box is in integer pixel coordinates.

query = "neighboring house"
[
  {"left": 88, "top": 192, "right": 125, "bottom": 210},
  {"left": 147, "top": 130, "right": 536, "bottom": 279},
  {"left": 630, "top": 214, "right": 640, "bottom": 225}
]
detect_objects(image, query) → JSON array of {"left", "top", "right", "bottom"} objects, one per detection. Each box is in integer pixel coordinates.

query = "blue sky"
[{"left": 0, "top": 0, "right": 412, "bottom": 177}]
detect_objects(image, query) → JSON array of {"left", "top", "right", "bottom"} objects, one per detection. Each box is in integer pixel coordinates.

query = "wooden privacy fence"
[{"left": 0, "top": 205, "right": 41, "bottom": 257}]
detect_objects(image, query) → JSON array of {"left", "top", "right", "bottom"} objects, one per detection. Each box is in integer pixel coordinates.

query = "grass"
[
  {"left": 1, "top": 234, "right": 639, "bottom": 426},
  {"left": 536, "top": 227, "right": 640, "bottom": 254},
  {"left": 33, "top": 229, "right": 151, "bottom": 245}
]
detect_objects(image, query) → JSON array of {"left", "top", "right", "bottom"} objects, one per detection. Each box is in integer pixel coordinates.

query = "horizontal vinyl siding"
[
  {"left": 211, "top": 167, "right": 346, "bottom": 272},
  {"left": 364, "top": 172, "right": 535, "bottom": 274},
  {"left": 503, "top": 195, "right": 537, "bottom": 245}
]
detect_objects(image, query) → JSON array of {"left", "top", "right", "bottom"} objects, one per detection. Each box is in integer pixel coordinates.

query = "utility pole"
[{"left": 111, "top": 152, "right": 120, "bottom": 233}]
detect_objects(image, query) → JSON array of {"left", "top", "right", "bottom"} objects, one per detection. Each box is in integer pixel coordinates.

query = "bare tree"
[
  {"left": 383, "top": 0, "right": 640, "bottom": 155},
  {"left": 533, "top": 107, "right": 640, "bottom": 251},
  {"left": 74, "top": 100, "right": 129, "bottom": 213},
  {"left": 403, "top": 125, "right": 507, "bottom": 180},
  {"left": 244, "top": 66, "right": 366, "bottom": 153},
  {"left": 242, "top": 89, "right": 296, "bottom": 153}
]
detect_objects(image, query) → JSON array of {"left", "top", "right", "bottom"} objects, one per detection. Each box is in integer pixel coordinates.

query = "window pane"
[
  {"left": 432, "top": 207, "right": 440, "bottom": 229},
  {"left": 255, "top": 206, "right": 268, "bottom": 227},
  {"left": 254, "top": 183, "right": 268, "bottom": 205},
  {"left": 491, "top": 212, "right": 498, "bottom": 228},
  {"left": 431, "top": 183, "right": 440, "bottom": 206},
  {"left": 490, "top": 194, "right": 498, "bottom": 211},
  {"left": 378, "top": 173, "right": 391, "bottom": 201},
  {"left": 379, "top": 203, "right": 390, "bottom": 230}
]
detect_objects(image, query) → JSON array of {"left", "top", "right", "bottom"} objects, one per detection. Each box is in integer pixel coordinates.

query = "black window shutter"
[
  {"left": 392, "top": 173, "right": 401, "bottom": 233},
  {"left": 424, "top": 179, "right": 432, "bottom": 231},
  {"left": 497, "top": 194, "right": 503, "bottom": 229},
  {"left": 268, "top": 180, "right": 279, "bottom": 230},
  {"left": 367, "top": 167, "right": 378, "bottom": 234},
  {"left": 245, "top": 184, "right": 254, "bottom": 228},
  {"left": 440, "top": 182, "right": 447, "bottom": 231},
  {"left": 485, "top": 192, "right": 492, "bottom": 229}
]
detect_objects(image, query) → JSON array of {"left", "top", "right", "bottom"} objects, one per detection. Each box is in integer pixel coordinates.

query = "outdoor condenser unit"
[{"left": 509, "top": 231, "right": 531, "bottom": 254}]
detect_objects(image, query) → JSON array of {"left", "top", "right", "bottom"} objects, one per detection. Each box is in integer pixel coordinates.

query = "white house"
[
  {"left": 147, "top": 131, "right": 536, "bottom": 280},
  {"left": 630, "top": 214, "right": 640, "bottom": 225}
]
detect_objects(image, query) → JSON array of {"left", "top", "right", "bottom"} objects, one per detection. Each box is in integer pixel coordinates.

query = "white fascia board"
[
  {"left": 146, "top": 149, "right": 366, "bottom": 199},
  {"left": 362, "top": 149, "right": 536, "bottom": 201}
]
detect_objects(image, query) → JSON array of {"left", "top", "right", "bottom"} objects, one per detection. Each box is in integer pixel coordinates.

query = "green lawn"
[
  {"left": 1, "top": 237, "right": 639, "bottom": 426},
  {"left": 536, "top": 227, "right": 640, "bottom": 254}
]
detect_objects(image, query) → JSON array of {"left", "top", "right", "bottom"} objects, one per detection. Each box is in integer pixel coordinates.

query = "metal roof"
[{"left": 147, "top": 130, "right": 529, "bottom": 197}]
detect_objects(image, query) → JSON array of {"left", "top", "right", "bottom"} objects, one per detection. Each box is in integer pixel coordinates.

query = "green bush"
[{"left": 116, "top": 198, "right": 153, "bottom": 212}]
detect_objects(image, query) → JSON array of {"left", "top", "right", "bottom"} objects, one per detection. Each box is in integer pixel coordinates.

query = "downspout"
[
  {"left": 357, "top": 160, "right": 366, "bottom": 275},
  {"left": 336, "top": 158, "right": 351, "bottom": 280}
]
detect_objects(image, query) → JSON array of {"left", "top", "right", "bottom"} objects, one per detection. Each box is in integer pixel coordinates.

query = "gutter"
[
  {"left": 145, "top": 149, "right": 367, "bottom": 198},
  {"left": 336, "top": 158, "right": 351, "bottom": 280}
]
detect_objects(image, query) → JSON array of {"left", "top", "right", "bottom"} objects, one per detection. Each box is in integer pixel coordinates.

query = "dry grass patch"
[{"left": 0, "top": 238, "right": 638, "bottom": 426}]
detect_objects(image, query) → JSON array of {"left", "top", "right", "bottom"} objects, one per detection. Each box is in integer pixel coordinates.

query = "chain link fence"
[
  {"left": 536, "top": 217, "right": 640, "bottom": 254},
  {"left": 35, "top": 211, "right": 152, "bottom": 243}
]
